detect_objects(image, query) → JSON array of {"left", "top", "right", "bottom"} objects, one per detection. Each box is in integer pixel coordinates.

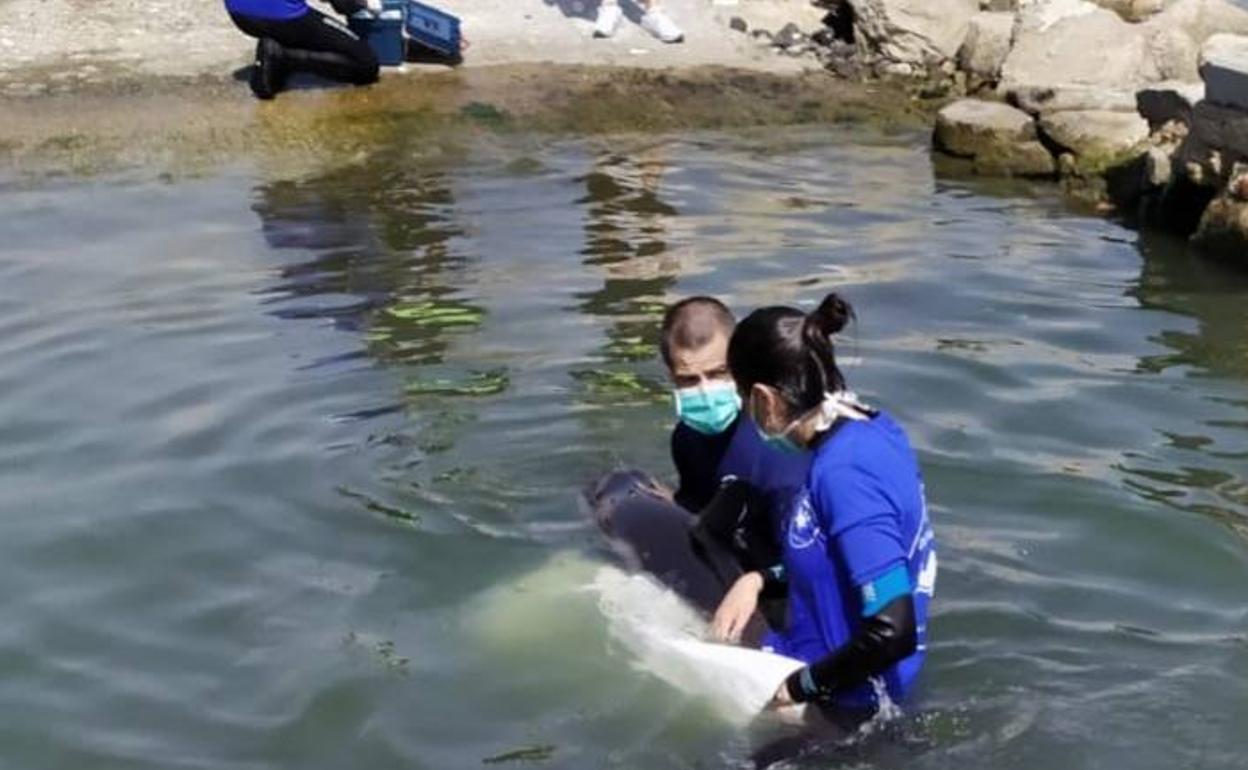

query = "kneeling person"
[
  {"left": 662, "top": 296, "right": 810, "bottom": 578},
  {"left": 225, "top": 0, "right": 381, "bottom": 100}
]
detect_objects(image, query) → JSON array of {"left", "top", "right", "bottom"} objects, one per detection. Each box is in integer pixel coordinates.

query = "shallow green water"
[{"left": 2, "top": 126, "right": 1247, "bottom": 770}]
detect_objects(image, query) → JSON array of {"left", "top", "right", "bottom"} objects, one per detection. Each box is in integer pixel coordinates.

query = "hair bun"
[{"left": 809, "top": 292, "right": 854, "bottom": 337}]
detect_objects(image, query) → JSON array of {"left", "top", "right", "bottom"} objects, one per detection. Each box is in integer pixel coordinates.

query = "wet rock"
[
  {"left": 958, "top": 12, "right": 1014, "bottom": 82},
  {"left": 729, "top": 16, "right": 749, "bottom": 33},
  {"left": 1136, "top": 80, "right": 1204, "bottom": 129},
  {"left": 1175, "top": 100, "right": 1248, "bottom": 188},
  {"left": 1146, "top": 145, "right": 1175, "bottom": 185},
  {"left": 1193, "top": 172, "right": 1248, "bottom": 261},
  {"left": 1001, "top": 0, "right": 1162, "bottom": 92},
  {"left": 850, "top": 0, "right": 979, "bottom": 66},
  {"left": 934, "top": 98, "right": 1057, "bottom": 175},
  {"left": 1200, "top": 33, "right": 1248, "bottom": 110},
  {"left": 1038, "top": 109, "right": 1151, "bottom": 174},
  {"left": 1006, "top": 84, "right": 1138, "bottom": 116}
]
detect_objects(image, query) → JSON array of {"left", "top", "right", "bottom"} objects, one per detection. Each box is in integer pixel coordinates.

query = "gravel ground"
[{"left": 0, "top": 0, "right": 827, "bottom": 98}]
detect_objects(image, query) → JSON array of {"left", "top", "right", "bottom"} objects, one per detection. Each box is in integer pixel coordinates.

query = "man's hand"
[
  {"left": 639, "top": 480, "right": 674, "bottom": 503},
  {"left": 709, "top": 571, "right": 763, "bottom": 643}
]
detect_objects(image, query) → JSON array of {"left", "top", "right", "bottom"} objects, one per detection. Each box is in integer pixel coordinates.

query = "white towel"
[{"left": 591, "top": 566, "right": 807, "bottom": 725}]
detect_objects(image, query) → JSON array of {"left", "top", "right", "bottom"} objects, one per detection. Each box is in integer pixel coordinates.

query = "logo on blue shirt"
[{"left": 787, "top": 493, "right": 822, "bottom": 550}]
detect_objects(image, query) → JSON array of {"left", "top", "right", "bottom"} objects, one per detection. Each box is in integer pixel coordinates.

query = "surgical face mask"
[
  {"left": 750, "top": 391, "right": 807, "bottom": 455},
  {"left": 752, "top": 388, "right": 873, "bottom": 454},
  {"left": 756, "top": 422, "right": 805, "bottom": 454},
  {"left": 674, "top": 381, "right": 742, "bottom": 435}
]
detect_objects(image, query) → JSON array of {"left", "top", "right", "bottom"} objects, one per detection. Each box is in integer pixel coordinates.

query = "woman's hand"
[{"left": 710, "top": 572, "right": 763, "bottom": 643}]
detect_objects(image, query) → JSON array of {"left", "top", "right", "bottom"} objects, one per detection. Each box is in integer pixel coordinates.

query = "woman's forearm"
[{"left": 784, "top": 593, "right": 917, "bottom": 703}]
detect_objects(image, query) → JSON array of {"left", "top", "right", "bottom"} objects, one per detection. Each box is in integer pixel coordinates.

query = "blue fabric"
[
  {"left": 224, "top": 0, "right": 308, "bottom": 21},
  {"left": 861, "top": 563, "right": 911, "bottom": 616},
  {"left": 762, "top": 411, "right": 936, "bottom": 710},
  {"left": 713, "top": 413, "right": 811, "bottom": 538},
  {"left": 671, "top": 413, "right": 809, "bottom": 519}
]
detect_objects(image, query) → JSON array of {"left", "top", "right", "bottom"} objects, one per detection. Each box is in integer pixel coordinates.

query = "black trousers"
[{"left": 230, "top": 9, "right": 379, "bottom": 86}]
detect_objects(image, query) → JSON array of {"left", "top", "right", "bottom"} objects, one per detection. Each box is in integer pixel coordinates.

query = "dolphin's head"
[{"left": 580, "top": 468, "right": 664, "bottom": 533}]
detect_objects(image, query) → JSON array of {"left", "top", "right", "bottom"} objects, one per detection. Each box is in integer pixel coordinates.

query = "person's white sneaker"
[
  {"left": 593, "top": 3, "right": 624, "bottom": 38},
  {"left": 640, "top": 7, "right": 684, "bottom": 43}
]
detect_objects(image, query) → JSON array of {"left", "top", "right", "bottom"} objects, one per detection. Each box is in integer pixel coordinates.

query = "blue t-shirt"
[
  {"left": 224, "top": 0, "right": 308, "bottom": 20},
  {"left": 672, "top": 415, "right": 809, "bottom": 533},
  {"left": 763, "top": 411, "right": 936, "bottom": 709}
]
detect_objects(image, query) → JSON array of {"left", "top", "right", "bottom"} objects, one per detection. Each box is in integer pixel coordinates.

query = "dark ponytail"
[{"left": 728, "top": 292, "right": 854, "bottom": 413}]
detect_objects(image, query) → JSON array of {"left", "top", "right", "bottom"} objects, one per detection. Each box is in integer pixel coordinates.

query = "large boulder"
[
  {"left": 1144, "top": 0, "right": 1248, "bottom": 48},
  {"left": 958, "top": 12, "right": 1015, "bottom": 81},
  {"left": 1147, "top": 25, "right": 1201, "bottom": 81},
  {"left": 1200, "top": 34, "right": 1248, "bottom": 110},
  {"left": 1001, "top": 0, "right": 1163, "bottom": 92},
  {"left": 934, "top": 99, "right": 1058, "bottom": 176},
  {"left": 851, "top": 0, "right": 981, "bottom": 65},
  {"left": 1039, "top": 109, "right": 1151, "bottom": 173},
  {"left": 1007, "top": 84, "right": 1139, "bottom": 115}
]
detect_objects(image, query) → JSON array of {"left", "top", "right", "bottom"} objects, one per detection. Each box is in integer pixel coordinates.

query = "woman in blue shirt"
[
  {"left": 710, "top": 292, "right": 937, "bottom": 716},
  {"left": 224, "top": 0, "right": 379, "bottom": 99}
]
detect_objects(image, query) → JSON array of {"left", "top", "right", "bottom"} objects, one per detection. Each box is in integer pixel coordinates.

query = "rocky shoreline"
[
  {"left": 661, "top": 0, "right": 1248, "bottom": 264},
  {"left": 846, "top": 0, "right": 1248, "bottom": 264}
]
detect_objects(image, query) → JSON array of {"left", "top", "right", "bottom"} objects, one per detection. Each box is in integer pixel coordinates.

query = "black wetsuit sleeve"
[
  {"left": 672, "top": 430, "right": 716, "bottom": 512},
  {"left": 328, "top": 0, "right": 367, "bottom": 15},
  {"left": 784, "top": 594, "right": 917, "bottom": 703}
]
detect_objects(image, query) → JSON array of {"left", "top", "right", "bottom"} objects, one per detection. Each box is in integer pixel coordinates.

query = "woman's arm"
[{"left": 776, "top": 563, "right": 917, "bottom": 704}]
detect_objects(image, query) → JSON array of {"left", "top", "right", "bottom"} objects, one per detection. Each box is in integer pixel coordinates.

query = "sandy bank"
[{"left": 0, "top": 0, "right": 829, "bottom": 99}]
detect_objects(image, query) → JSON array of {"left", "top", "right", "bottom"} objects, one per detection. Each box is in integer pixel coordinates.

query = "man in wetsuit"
[
  {"left": 224, "top": 0, "right": 381, "bottom": 100},
  {"left": 661, "top": 297, "right": 810, "bottom": 581}
]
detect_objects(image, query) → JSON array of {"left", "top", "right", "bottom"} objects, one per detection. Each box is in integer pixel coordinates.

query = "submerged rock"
[
  {"left": 934, "top": 98, "right": 1057, "bottom": 175},
  {"left": 1038, "top": 109, "right": 1150, "bottom": 174},
  {"left": 851, "top": 0, "right": 979, "bottom": 66},
  {"left": 1200, "top": 34, "right": 1248, "bottom": 111}
]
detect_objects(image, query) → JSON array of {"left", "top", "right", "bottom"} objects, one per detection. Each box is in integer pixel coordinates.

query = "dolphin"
[{"left": 583, "top": 469, "right": 768, "bottom": 643}]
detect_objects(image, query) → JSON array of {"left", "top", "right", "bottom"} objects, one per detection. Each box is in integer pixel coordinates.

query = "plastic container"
[
  {"left": 405, "top": 1, "right": 461, "bottom": 56},
  {"left": 349, "top": 10, "right": 406, "bottom": 67}
]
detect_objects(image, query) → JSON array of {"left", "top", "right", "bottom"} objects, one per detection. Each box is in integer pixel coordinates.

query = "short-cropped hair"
[{"left": 659, "top": 296, "right": 736, "bottom": 367}]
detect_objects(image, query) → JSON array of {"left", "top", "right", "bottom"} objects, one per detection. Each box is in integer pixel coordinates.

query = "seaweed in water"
[
  {"left": 481, "top": 744, "right": 556, "bottom": 765},
  {"left": 404, "top": 369, "right": 510, "bottom": 397}
]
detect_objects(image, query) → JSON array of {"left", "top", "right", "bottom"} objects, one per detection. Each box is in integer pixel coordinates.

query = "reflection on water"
[
  {"left": 573, "top": 146, "right": 681, "bottom": 404},
  {"left": 2, "top": 126, "right": 1248, "bottom": 770}
]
